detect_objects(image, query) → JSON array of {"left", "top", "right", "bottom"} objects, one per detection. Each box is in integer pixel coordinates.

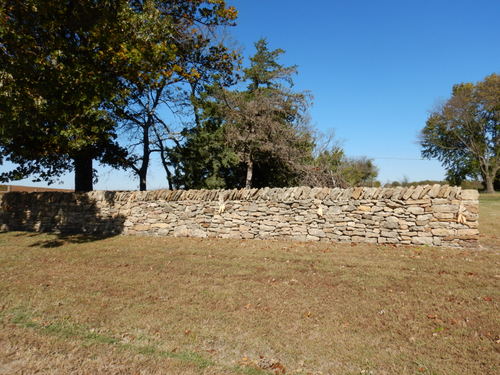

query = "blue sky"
[{"left": 3, "top": 0, "right": 499, "bottom": 190}]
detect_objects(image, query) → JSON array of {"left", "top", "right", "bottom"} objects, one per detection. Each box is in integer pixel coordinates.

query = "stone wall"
[{"left": 0, "top": 185, "right": 479, "bottom": 247}]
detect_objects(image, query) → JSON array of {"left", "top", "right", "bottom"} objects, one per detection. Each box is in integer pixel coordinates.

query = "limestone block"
[
  {"left": 428, "top": 184, "right": 442, "bottom": 198},
  {"left": 411, "top": 185, "right": 424, "bottom": 200},
  {"left": 352, "top": 236, "right": 365, "bottom": 242},
  {"left": 465, "top": 221, "right": 479, "bottom": 228},
  {"left": 433, "top": 205, "right": 459, "bottom": 213},
  {"left": 381, "top": 230, "right": 398, "bottom": 238},
  {"left": 173, "top": 225, "right": 189, "bottom": 237},
  {"left": 190, "top": 229, "right": 208, "bottom": 238},
  {"left": 418, "top": 185, "right": 432, "bottom": 199},
  {"left": 407, "top": 206, "right": 425, "bottom": 215},
  {"left": 382, "top": 216, "right": 399, "bottom": 229},
  {"left": 457, "top": 228, "right": 479, "bottom": 236},
  {"left": 412, "top": 237, "right": 433, "bottom": 245},
  {"left": 433, "top": 212, "right": 455, "bottom": 220},
  {"left": 151, "top": 223, "right": 170, "bottom": 228},
  {"left": 402, "top": 186, "right": 415, "bottom": 200},
  {"left": 416, "top": 220, "right": 429, "bottom": 226},
  {"left": 461, "top": 189, "right": 479, "bottom": 200},
  {"left": 357, "top": 205, "right": 372, "bottom": 212},
  {"left": 133, "top": 224, "right": 150, "bottom": 231},
  {"left": 416, "top": 214, "right": 432, "bottom": 221},
  {"left": 431, "top": 228, "right": 455, "bottom": 236},
  {"left": 308, "top": 228, "right": 326, "bottom": 237},
  {"left": 306, "top": 235, "right": 320, "bottom": 241},
  {"left": 391, "top": 187, "right": 404, "bottom": 200}
]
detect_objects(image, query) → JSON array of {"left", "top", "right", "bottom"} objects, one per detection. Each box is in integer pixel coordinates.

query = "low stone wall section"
[{"left": 0, "top": 185, "right": 479, "bottom": 247}]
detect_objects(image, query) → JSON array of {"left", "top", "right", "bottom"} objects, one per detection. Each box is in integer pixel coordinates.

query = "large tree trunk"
[
  {"left": 74, "top": 154, "right": 93, "bottom": 192},
  {"left": 138, "top": 124, "right": 150, "bottom": 191},
  {"left": 482, "top": 164, "right": 499, "bottom": 193},
  {"left": 138, "top": 168, "right": 147, "bottom": 191},
  {"left": 484, "top": 174, "right": 495, "bottom": 193},
  {"left": 245, "top": 157, "right": 253, "bottom": 188}
]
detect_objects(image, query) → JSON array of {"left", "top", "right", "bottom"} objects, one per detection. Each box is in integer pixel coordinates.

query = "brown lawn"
[{"left": 0, "top": 194, "right": 498, "bottom": 374}]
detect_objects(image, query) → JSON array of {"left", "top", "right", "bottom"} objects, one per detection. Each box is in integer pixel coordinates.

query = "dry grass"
[
  {"left": 0, "top": 196, "right": 498, "bottom": 374},
  {"left": 479, "top": 192, "right": 500, "bottom": 250}
]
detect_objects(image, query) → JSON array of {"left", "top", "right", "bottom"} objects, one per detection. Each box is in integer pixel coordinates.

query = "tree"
[
  {"left": 299, "top": 137, "right": 346, "bottom": 188},
  {"left": 340, "top": 157, "right": 378, "bottom": 187},
  {"left": 173, "top": 39, "right": 375, "bottom": 190},
  {"left": 167, "top": 84, "right": 240, "bottom": 189},
  {"left": 420, "top": 74, "right": 499, "bottom": 193},
  {"left": 222, "top": 88, "right": 312, "bottom": 188},
  {"left": 113, "top": 0, "right": 238, "bottom": 190},
  {"left": 169, "top": 38, "right": 314, "bottom": 189},
  {"left": 0, "top": 0, "right": 137, "bottom": 191},
  {"left": 222, "top": 39, "right": 313, "bottom": 188},
  {"left": 0, "top": 0, "right": 238, "bottom": 191}
]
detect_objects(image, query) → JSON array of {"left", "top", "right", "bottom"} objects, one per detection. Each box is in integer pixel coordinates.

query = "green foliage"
[
  {"left": 110, "top": 0, "right": 239, "bottom": 190},
  {"left": 169, "top": 88, "right": 241, "bottom": 189},
  {"left": 0, "top": 0, "right": 239, "bottom": 190},
  {"left": 222, "top": 39, "right": 314, "bottom": 188},
  {"left": 420, "top": 73, "right": 499, "bottom": 192},
  {"left": 0, "top": 0, "right": 133, "bottom": 186},
  {"left": 300, "top": 146, "right": 346, "bottom": 187},
  {"left": 172, "top": 39, "right": 314, "bottom": 189},
  {"left": 174, "top": 39, "right": 379, "bottom": 189},
  {"left": 340, "top": 157, "right": 379, "bottom": 187},
  {"left": 243, "top": 38, "right": 297, "bottom": 91}
]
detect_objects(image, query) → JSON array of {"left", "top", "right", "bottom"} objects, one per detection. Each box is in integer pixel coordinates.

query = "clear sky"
[{"left": 2, "top": 0, "right": 499, "bottom": 190}]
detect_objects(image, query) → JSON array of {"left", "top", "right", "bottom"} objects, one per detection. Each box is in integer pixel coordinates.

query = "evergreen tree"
[
  {"left": 168, "top": 85, "right": 241, "bottom": 189},
  {"left": 222, "top": 38, "right": 313, "bottom": 188},
  {"left": 173, "top": 39, "right": 315, "bottom": 189}
]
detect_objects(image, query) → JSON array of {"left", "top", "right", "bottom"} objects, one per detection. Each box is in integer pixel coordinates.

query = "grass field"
[{"left": 0, "top": 195, "right": 498, "bottom": 374}]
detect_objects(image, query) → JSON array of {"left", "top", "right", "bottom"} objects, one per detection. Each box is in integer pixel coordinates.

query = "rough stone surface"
[{"left": 0, "top": 185, "right": 479, "bottom": 247}]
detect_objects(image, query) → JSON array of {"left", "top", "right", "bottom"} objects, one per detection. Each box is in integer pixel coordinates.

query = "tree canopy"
[
  {"left": 0, "top": 0, "right": 132, "bottom": 190},
  {"left": 420, "top": 73, "right": 499, "bottom": 193},
  {"left": 110, "top": 1, "right": 239, "bottom": 191},
  {"left": 0, "top": 0, "right": 237, "bottom": 191},
  {"left": 1, "top": 3, "right": 379, "bottom": 191},
  {"left": 170, "top": 38, "right": 315, "bottom": 189},
  {"left": 171, "top": 39, "right": 378, "bottom": 189}
]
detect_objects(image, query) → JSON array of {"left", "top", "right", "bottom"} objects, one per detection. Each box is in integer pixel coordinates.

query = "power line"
[{"left": 354, "top": 156, "right": 433, "bottom": 161}]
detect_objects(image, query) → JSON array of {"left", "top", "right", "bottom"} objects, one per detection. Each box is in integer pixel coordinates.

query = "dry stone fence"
[{"left": 0, "top": 185, "right": 479, "bottom": 247}]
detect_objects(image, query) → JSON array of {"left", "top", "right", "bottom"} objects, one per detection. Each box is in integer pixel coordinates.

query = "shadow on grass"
[
  {"left": 1, "top": 192, "right": 125, "bottom": 246},
  {"left": 28, "top": 233, "right": 118, "bottom": 248}
]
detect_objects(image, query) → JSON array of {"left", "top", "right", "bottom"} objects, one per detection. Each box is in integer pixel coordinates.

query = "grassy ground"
[
  {"left": 479, "top": 192, "right": 500, "bottom": 250},
  {"left": 0, "top": 196, "right": 498, "bottom": 374}
]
